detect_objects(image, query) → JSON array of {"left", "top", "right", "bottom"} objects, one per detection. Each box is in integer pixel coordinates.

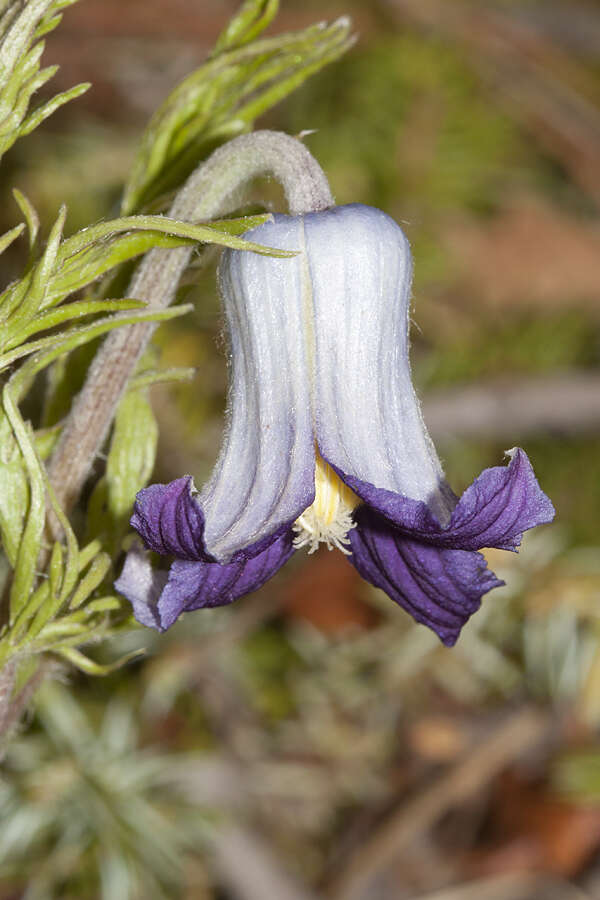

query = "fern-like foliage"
[{"left": 0, "top": 0, "right": 89, "bottom": 162}]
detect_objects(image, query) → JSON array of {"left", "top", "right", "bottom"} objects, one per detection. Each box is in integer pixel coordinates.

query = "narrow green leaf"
[
  {"left": 121, "top": 15, "right": 353, "bottom": 214},
  {"left": 0, "top": 222, "right": 24, "bottom": 255},
  {"left": 5, "top": 204, "right": 66, "bottom": 331},
  {"left": 44, "top": 479, "right": 79, "bottom": 604},
  {"left": 128, "top": 367, "right": 195, "bottom": 391},
  {"left": 2, "top": 297, "right": 146, "bottom": 353},
  {"left": 214, "top": 0, "right": 279, "bottom": 53},
  {"left": 0, "top": 0, "right": 52, "bottom": 91},
  {"left": 0, "top": 303, "right": 192, "bottom": 376},
  {"left": 69, "top": 552, "right": 111, "bottom": 609},
  {"left": 41, "top": 213, "right": 291, "bottom": 311},
  {"left": 33, "top": 423, "right": 62, "bottom": 459},
  {"left": 77, "top": 539, "right": 103, "bottom": 571},
  {"left": 25, "top": 497, "right": 79, "bottom": 639},
  {"left": 13, "top": 187, "right": 39, "bottom": 250},
  {"left": 0, "top": 214, "right": 276, "bottom": 323},
  {"left": 0, "top": 63, "right": 58, "bottom": 136},
  {"left": 3, "top": 391, "right": 47, "bottom": 623},
  {"left": 33, "top": 620, "right": 89, "bottom": 639},
  {"left": 0, "top": 449, "right": 29, "bottom": 566},
  {"left": 11, "top": 581, "right": 50, "bottom": 642},
  {"left": 33, "top": 12, "right": 63, "bottom": 40},
  {"left": 47, "top": 541, "right": 63, "bottom": 599},
  {"left": 20, "top": 81, "right": 90, "bottom": 136},
  {"left": 204, "top": 213, "right": 272, "bottom": 234},
  {"left": 106, "top": 387, "right": 158, "bottom": 522},
  {"left": 59, "top": 595, "right": 121, "bottom": 622},
  {"left": 54, "top": 646, "right": 145, "bottom": 676},
  {"left": 56, "top": 214, "right": 294, "bottom": 264},
  {"left": 0, "top": 0, "right": 84, "bottom": 160},
  {"left": 83, "top": 596, "right": 122, "bottom": 613}
]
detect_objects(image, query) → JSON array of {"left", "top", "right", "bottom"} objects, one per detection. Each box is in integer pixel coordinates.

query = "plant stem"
[
  {"left": 0, "top": 658, "right": 57, "bottom": 753},
  {"left": 47, "top": 130, "right": 333, "bottom": 516}
]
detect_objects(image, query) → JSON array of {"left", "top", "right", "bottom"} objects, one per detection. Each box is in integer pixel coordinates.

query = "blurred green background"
[{"left": 1, "top": 1, "right": 600, "bottom": 898}]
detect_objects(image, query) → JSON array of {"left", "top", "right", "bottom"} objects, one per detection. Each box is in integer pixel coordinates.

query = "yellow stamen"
[{"left": 293, "top": 451, "right": 359, "bottom": 554}]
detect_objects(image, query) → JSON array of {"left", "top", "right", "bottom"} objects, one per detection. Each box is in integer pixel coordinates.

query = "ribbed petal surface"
[
  {"left": 130, "top": 477, "right": 211, "bottom": 561},
  {"left": 349, "top": 507, "right": 504, "bottom": 646},
  {"left": 304, "top": 204, "right": 452, "bottom": 523},
  {"left": 335, "top": 448, "right": 554, "bottom": 551},
  {"left": 201, "top": 215, "right": 315, "bottom": 559},
  {"left": 115, "top": 532, "right": 295, "bottom": 632},
  {"left": 131, "top": 474, "right": 295, "bottom": 561}
]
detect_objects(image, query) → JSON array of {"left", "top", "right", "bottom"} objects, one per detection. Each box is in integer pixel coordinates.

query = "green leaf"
[
  {"left": 68, "top": 552, "right": 111, "bottom": 609},
  {"left": 0, "top": 222, "right": 24, "bottom": 256},
  {"left": 47, "top": 540, "right": 63, "bottom": 599},
  {"left": 20, "top": 80, "right": 90, "bottom": 136},
  {"left": 2, "top": 298, "right": 147, "bottom": 353},
  {"left": 0, "top": 303, "right": 193, "bottom": 377},
  {"left": 0, "top": 1, "right": 85, "bottom": 159},
  {"left": 0, "top": 0, "right": 87, "bottom": 155},
  {"left": 0, "top": 1, "right": 54, "bottom": 91},
  {"left": 3, "top": 204, "right": 66, "bottom": 332},
  {"left": 0, "top": 443, "right": 29, "bottom": 567},
  {"left": 128, "top": 366, "right": 196, "bottom": 391},
  {"left": 34, "top": 424, "right": 62, "bottom": 459},
  {"left": 106, "top": 387, "right": 158, "bottom": 522},
  {"left": 53, "top": 646, "right": 145, "bottom": 676},
  {"left": 121, "top": 14, "right": 353, "bottom": 214},
  {"left": 12, "top": 187, "right": 39, "bottom": 250},
  {"left": 213, "top": 0, "right": 279, "bottom": 54},
  {"left": 0, "top": 212, "right": 289, "bottom": 330},
  {"left": 3, "top": 390, "right": 47, "bottom": 623},
  {"left": 0, "top": 421, "right": 59, "bottom": 567}
]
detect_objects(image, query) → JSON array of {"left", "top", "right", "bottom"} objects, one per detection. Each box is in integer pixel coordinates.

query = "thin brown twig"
[
  {"left": 328, "top": 707, "right": 549, "bottom": 900},
  {"left": 422, "top": 372, "right": 600, "bottom": 441},
  {"left": 210, "top": 823, "right": 320, "bottom": 900},
  {"left": 406, "top": 872, "right": 592, "bottom": 900},
  {"left": 0, "top": 658, "right": 17, "bottom": 741}
]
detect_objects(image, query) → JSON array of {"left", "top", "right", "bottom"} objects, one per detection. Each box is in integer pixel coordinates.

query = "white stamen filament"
[{"left": 293, "top": 452, "right": 359, "bottom": 554}]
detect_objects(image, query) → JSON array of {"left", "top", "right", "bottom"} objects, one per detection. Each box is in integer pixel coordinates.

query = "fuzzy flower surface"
[{"left": 115, "top": 204, "right": 554, "bottom": 646}]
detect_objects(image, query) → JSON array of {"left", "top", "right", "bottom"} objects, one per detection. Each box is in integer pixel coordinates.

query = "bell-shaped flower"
[{"left": 115, "top": 204, "right": 554, "bottom": 646}]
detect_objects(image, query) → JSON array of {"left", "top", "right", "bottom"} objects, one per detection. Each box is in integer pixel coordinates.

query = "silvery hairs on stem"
[{"left": 48, "top": 131, "right": 334, "bottom": 519}]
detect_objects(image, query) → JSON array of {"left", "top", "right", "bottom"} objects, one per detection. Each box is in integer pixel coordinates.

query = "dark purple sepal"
[
  {"left": 131, "top": 476, "right": 212, "bottom": 561},
  {"left": 131, "top": 477, "right": 298, "bottom": 564},
  {"left": 348, "top": 506, "right": 504, "bottom": 646},
  {"left": 336, "top": 448, "right": 554, "bottom": 552},
  {"left": 116, "top": 531, "right": 296, "bottom": 632}
]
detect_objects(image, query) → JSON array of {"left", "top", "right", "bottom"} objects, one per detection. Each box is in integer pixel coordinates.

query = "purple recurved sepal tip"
[
  {"left": 349, "top": 507, "right": 504, "bottom": 646},
  {"left": 345, "top": 448, "right": 553, "bottom": 645},
  {"left": 130, "top": 476, "right": 211, "bottom": 561},
  {"left": 340, "top": 448, "right": 554, "bottom": 552}
]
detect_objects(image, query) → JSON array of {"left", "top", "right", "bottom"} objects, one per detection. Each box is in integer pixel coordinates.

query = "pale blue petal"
[
  {"left": 304, "top": 204, "right": 453, "bottom": 523},
  {"left": 202, "top": 216, "right": 315, "bottom": 559}
]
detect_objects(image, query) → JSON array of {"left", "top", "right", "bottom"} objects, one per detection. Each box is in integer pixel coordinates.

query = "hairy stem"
[
  {"left": 0, "top": 658, "right": 58, "bottom": 753},
  {"left": 47, "top": 130, "right": 333, "bottom": 516}
]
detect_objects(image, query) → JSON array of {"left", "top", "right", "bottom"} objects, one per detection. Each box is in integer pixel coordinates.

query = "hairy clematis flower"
[{"left": 115, "top": 204, "right": 554, "bottom": 646}]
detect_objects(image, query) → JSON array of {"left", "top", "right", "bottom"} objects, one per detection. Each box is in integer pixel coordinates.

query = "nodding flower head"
[{"left": 115, "top": 204, "right": 554, "bottom": 646}]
